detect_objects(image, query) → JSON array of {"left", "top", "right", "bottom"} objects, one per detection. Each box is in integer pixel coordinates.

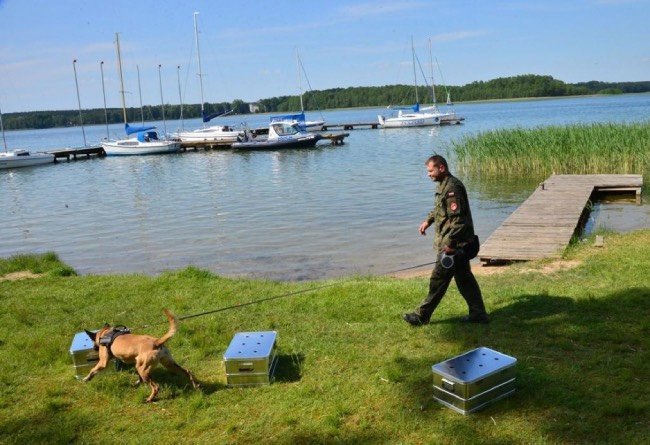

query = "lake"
[{"left": 1, "top": 94, "right": 649, "bottom": 280}]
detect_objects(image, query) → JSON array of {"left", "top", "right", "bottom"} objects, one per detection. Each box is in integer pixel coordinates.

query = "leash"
[{"left": 137, "top": 260, "right": 436, "bottom": 328}]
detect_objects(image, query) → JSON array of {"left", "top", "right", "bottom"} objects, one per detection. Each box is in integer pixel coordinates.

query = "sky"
[{"left": 0, "top": 0, "right": 648, "bottom": 113}]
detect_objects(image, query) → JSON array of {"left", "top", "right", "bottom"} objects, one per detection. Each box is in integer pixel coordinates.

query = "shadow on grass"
[
  {"left": 397, "top": 287, "right": 650, "bottom": 443},
  {"left": 275, "top": 353, "right": 305, "bottom": 383}
]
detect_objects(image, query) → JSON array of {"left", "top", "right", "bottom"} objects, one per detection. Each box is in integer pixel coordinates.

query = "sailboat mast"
[
  {"left": 193, "top": 12, "right": 205, "bottom": 119},
  {"left": 137, "top": 65, "right": 144, "bottom": 126},
  {"left": 428, "top": 38, "right": 436, "bottom": 106},
  {"left": 72, "top": 59, "right": 87, "bottom": 147},
  {"left": 158, "top": 64, "right": 167, "bottom": 136},
  {"left": 0, "top": 102, "right": 7, "bottom": 152},
  {"left": 296, "top": 49, "right": 304, "bottom": 112},
  {"left": 115, "top": 33, "right": 127, "bottom": 125},
  {"left": 411, "top": 36, "right": 419, "bottom": 104},
  {"left": 100, "top": 61, "right": 109, "bottom": 138},
  {"left": 177, "top": 65, "right": 184, "bottom": 130}
]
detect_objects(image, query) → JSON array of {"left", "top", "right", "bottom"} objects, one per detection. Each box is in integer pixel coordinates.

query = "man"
[{"left": 403, "top": 155, "right": 489, "bottom": 326}]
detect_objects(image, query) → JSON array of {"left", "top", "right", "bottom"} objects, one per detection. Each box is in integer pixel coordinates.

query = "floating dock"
[
  {"left": 47, "top": 146, "right": 105, "bottom": 161},
  {"left": 479, "top": 174, "right": 643, "bottom": 264}
]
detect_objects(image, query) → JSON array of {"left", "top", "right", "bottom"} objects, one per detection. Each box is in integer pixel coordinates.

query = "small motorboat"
[
  {"left": 232, "top": 122, "right": 322, "bottom": 150},
  {"left": 0, "top": 149, "right": 55, "bottom": 169}
]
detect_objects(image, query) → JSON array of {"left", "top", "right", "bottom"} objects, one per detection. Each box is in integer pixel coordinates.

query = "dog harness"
[{"left": 99, "top": 325, "right": 131, "bottom": 357}]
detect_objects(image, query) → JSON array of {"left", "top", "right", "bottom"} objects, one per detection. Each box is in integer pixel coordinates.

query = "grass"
[
  {"left": 453, "top": 121, "right": 650, "bottom": 175},
  {"left": 0, "top": 230, "right": 649, "bottom": 444}
]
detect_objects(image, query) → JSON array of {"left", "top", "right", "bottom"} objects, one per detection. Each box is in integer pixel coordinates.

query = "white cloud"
[
  {"left": 430, "top": 30, "right": 488, "bottom": 44},
  {"left": 338, "top": 1, "right": 427, "bottom": 18}
]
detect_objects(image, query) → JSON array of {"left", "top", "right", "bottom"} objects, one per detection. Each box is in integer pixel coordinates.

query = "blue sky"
[{"left": 0, "top": 0, "right": 648, "bottom": 113}]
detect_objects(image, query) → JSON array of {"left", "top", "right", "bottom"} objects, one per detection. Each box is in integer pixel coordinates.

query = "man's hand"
[
  {"left": 443, "top": 245, "right": 456, "bottom": 254},
  {"left": 419, "top": 221, "right": 430, "bottom": 235}
]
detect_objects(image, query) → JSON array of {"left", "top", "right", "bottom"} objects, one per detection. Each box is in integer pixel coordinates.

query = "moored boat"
[
  {"left": 102, "top": 33, "right": 180, "bottom": 156},
  {"left": 176, "top": 12, "right": 243, "bottom": 145},
  {"left": 0, "top": 103, "right": 55, "bottom": 169},
  {"left": 102, "top": 126, "right": 180, "bottom": 156},
  {"left": 378, "top": 37, "right": 444, "bottom": 128},
  {"left": 232, "top": 121, "right": 321, "bottom": 150},
  {"left": 0, "top": 149, "right": 55, "bottom": 169}
]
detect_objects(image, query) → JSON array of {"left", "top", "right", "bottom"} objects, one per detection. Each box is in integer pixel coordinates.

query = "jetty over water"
[
  {"left": 47, "top": 146, "right": 105, "bottom": 161},
  {"left": 479, "top": 174, "right": 643, "bottom": 264}
]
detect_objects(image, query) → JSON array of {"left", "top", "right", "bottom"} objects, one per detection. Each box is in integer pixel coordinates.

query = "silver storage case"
[
  {"left": 431, "top": 347, "right": 516, "bottom": 414},
  {"left": 223, "top": 331, "right": 278, "bottom": 387},
  {"left": 69, "top": 331, "right": 113, "bottom": 379}
]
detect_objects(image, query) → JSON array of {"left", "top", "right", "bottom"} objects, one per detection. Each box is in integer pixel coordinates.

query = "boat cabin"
[{"left": 269, "top": 122, "right": 303, "bottom": 138}]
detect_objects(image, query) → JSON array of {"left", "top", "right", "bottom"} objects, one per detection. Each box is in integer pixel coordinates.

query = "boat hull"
[
  {"left": 0, "top": 152, "right": 55, "bottom": 169},
  {"left": 232, "top": 134, "right": 322, "bottom": 150},
  {"left": 378, "top": 113, "right": 442, "bottom": 128},
  {"left": 176, "top": 127, "right": 243, "bottom": 143},
  {"left": 101, "top": 141, "right": 181, "bottom": 156}
]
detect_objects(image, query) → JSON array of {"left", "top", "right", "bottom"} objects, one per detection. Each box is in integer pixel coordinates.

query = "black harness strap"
[{"left": 98, "top": 325, "right": 131, "bottom": 357}]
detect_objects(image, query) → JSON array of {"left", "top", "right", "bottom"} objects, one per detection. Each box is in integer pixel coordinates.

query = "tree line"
[{"left": 2, "top": 75, "right": 649, "bottom": 130}]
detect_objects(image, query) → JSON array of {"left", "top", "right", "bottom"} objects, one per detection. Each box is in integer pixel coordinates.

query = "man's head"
[{"left": 425, "top": 155, "right": 449, "bottom": 182}]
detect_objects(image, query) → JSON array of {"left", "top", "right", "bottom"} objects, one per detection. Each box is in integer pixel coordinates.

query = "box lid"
[
  {"left": 432, "top": 347, "right": 516, "bottom": 384},
  {"left": 224, "top": 331, "right": 277, "bottom": 360},
  {"left": 69, "top": 331, "right": 95, "bottom": 354}
]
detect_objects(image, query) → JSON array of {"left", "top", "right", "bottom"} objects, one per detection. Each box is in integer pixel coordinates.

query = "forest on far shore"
[{"left": 2, "top": 74, "right": 649, "bottom": 130}]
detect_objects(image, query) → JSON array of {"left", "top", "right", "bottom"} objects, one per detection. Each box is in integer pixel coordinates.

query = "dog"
[{"left": 83, "top": 309, "right": 199, "bottom": 402}]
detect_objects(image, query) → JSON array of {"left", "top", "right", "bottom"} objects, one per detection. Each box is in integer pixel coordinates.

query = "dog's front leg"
[{"left": 83, "top": 349, "right": 110, "bottom": 382}]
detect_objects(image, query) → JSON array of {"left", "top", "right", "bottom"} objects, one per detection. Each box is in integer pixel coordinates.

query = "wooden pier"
[
  {"left": 322, "top": 122, "right": 379, "bottom": 131},
  {"left": 47, "top": 145, "right": 105, "bottom": 161},
  {"left": 479, "top": 174, "right": 643, "bottom": 264}
]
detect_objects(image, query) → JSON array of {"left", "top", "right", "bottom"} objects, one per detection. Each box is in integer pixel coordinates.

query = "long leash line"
[{"left": 138, "top": 260, "right": 436, "bottom": 329}]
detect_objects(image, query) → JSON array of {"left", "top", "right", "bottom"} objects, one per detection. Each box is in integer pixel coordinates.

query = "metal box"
[
  {"left": 223, "top": 331, "right": 278, "bottom": 387},
  {"left": 432, "top": 347, "right": 516, "bottom": 414},
  {"left": 69, "top": 331, "right": 112, "bottom": 379}
]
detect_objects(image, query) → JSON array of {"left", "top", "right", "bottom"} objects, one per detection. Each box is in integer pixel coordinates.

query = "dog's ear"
[{"left": 84, "top": 330, "right": 97, "bottom": 342}]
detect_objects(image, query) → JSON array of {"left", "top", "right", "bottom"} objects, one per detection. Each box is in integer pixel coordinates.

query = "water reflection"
[{"left": 1, "top": 94, "right": 648, "bottom": 280}]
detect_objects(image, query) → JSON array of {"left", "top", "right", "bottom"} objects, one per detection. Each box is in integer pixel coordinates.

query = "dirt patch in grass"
[
  {"left": 391, "top": 259, "right": 582, "bottom": 279},
  {"left": 0, "top": 271, "right": 44, "bottom": 281}
]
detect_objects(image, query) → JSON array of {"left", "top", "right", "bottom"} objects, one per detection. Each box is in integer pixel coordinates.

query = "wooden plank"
[{"left": 479, "top": 174, "right": 643, "bottom": 263}]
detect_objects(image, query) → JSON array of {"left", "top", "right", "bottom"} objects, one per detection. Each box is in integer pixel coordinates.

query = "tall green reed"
[{"left": 453, "top": 121, "right": 650, "bottom": 175}]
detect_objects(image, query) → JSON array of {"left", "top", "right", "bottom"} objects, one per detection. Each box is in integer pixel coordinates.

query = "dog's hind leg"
[
  {"left": 136, "top": 362, "right": 159, "bottom": 403},
  {"left": 161, "top": 355, "right": 199, "bottom": 389}
]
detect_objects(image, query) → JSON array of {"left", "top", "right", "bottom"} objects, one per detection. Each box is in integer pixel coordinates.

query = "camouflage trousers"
[{"left": 415, "top": 250, "right": 487, "bottom": 322}]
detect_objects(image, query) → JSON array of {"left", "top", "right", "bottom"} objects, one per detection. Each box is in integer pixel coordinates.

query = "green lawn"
[{"left": 1, "top": 230, "right": 648, "bottom": 444}]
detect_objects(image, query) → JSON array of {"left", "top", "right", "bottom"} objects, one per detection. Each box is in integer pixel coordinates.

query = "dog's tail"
[{"left": 154, "top": 309, "right": 178, "bottom": 347}]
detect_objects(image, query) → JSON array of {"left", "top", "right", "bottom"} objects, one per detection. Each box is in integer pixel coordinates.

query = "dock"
[
  {"left": 479, "top": 174, "right": 643, "bottom": 264},
  {"left": 47, "top": 145, "right": 105, "bottom": 161},
  {"left": 322, "top": 123, "right": 380, "bottom": 131}
]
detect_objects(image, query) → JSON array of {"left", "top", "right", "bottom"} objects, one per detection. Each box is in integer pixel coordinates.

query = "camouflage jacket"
[{"left": 426, "top": 174, "right": 475, "bottom": 252}]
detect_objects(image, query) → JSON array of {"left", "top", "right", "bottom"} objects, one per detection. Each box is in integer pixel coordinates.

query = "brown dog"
[{"left": 83, "top": 309, "right": 199, "bottom": 402}]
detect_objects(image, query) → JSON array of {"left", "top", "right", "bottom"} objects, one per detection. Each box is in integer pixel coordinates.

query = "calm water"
[{"left": 1, "top": 94, "right": 649, "bottom": 280}]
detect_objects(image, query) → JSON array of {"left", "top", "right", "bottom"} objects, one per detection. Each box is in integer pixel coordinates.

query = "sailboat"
[
  {"left": 419, "top": 40, "right": 464, "bottom": 125},
  {"left": 271, "top": 50, "right": 325, "bottom": 132},
  {"left": 176, "top": 12, "right": 243, "bottom": 144},
  {"left": 377, "top": 37, "right": 444, "bottom": 128},
  {"left": 101, "top": 33, "right": 180, "bottom": 156},
  {"left": 0, "top": 102, "right": 54, "bottom": 169}
]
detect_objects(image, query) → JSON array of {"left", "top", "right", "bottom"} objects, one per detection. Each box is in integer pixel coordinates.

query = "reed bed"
[{"left": 453, "top": 121, "right": 650, "bottom": 175}]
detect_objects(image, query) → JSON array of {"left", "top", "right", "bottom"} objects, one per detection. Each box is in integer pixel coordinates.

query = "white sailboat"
[
  {"left": 0, "top": 103, "right": 54, "bottom": 169},
  {"left": 101, "top": 33, "right": 180, "bottom": 156},
  {"left": 271, "top": 50, "right": 325, "bottom": 132},
  {"left": 419, "top": 40, "right": 464, "bottom": 125},
  {"left": 378, "top": 37, "right": 444, "bottom": 128},
  {"left": 176, "top": 12, "right": 243, "bottom": 144}
]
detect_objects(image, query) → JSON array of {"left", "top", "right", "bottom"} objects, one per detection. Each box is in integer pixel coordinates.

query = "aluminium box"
[
  {"left": 431, "top": 346, "right": 516, "bottom": 414},
  {"left": 69, "top": 331, "right": 113, "bottom": 379},
  {"left": 223, "top": 331, "right": 278, "bottom": 387}
]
